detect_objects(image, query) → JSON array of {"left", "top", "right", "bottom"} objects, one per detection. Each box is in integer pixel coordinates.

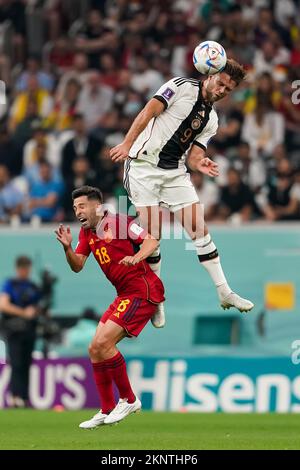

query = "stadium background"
[{"left": 0, "top": 0, "right": 300, "bottom": 421}]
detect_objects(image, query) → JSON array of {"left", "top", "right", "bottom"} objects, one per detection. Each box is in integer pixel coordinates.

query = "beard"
[{"left": 204, "top": 88, "right": 215, "bottom": 103}]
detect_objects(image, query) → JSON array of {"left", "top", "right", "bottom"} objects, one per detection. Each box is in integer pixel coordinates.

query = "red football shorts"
[{"left": 100, "top": 295, "right": 158, "bottom": 337}]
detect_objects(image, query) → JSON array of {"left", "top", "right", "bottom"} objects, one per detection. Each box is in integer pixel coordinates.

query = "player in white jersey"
[{"left": 110, "top": 59, "right": 254, "bottom": 328}]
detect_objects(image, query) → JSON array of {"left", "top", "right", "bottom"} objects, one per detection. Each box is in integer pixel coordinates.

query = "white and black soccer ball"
[{"left": 193, "top": 41, "right": 227, "bottom": 75}]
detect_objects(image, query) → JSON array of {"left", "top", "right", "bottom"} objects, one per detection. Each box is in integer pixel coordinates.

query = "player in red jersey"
[{"left": 55, "top": 185, "right": 164, "bottom": 427}]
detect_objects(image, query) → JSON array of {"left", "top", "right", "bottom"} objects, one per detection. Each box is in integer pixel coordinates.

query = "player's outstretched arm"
[
  {"left": 55, "top": 224, "right": 87, "bottom": 273},
  {"left": 110, "top": 98, "right": 165, "bottom": 162},
  {"left": 188, "top": 144, "right": 219, "bottom": 177},
  {"left": 119, "top": 234, "right": 158, "bottom": 266}
]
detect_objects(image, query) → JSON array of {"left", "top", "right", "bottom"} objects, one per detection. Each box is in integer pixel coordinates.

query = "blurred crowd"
[{"left": 0, "top": 0, "right": 300, "bottom": 225}]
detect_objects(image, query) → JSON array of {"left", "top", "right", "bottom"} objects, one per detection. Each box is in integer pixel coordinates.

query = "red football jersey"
[{"left": 75, "top": 212, "right": 164, "bottom": 303}]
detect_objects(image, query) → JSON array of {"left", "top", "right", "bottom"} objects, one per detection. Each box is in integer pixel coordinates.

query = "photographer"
[{"left": 0, "top": 256, "right": 40, "bottom": 408}]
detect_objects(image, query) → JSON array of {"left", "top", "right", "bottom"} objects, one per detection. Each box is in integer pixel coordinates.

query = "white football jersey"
[{"left": 129, "top": 77, "right": 218, "bottom": 169}]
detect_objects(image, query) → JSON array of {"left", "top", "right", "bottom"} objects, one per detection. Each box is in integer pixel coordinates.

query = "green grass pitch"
[{"left": 0, "top": 410, "right": 300, "bottom": 450}]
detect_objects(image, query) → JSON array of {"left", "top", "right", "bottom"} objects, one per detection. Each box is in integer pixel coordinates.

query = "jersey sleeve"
[
  {"left": 153, "top": 78, "right": 181, "bottom": 110},
  {"left": 1, "top": 279, "right": 13, "bottom": 296},
  {"left": 75, "top": 228, "right": 91, "bottom": 256},
  {"left": 127, "top": 220, "right": 148, "bottom": 245},
  {"left": 193, "top": 108, "right": 219, "bottom": 150}
]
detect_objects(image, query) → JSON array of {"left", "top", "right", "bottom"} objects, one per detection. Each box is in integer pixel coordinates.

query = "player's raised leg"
[
  {"left": 174, "top": 202, "right": 254, "bottom": 313},
  {"left": 136, "top": 205, "right": 165, "bottom": 328}
]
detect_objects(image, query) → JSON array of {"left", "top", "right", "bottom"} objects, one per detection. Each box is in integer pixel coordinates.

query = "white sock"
[
  {"left": 147, "top": 246, "right": 161, "bottom": 278},
  {"left": 147, "top": 246, "right": 163, "bottom": 314},
  {"left": 194, "top": 234, "right": 232, "bottom": 298}
]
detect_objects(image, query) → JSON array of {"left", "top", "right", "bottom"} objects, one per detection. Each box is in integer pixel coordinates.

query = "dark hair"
[
  {"left": 81, "top": 307, "right": 99, "bottom": 322},
  {"left": 66, "top": 78, "right": 81, "bottom": 89},
  {"left": 38, "top": 158, "right": 51, "bottom": 167},
  {"left": 73, "top": 155, "right": 89, "bottom": 163},
  {"left": 72, "top": 113, "right": 84, "bottom": 121},
  {"left": 28, "top": 54, "right": 41, "bottom": 63},
  {"left": 223, "top": 58, "right": 246, "bottom": 86},
  {"left": 227, "top": 167, "right": 241, "bottom": 177},
  {"left": 239, "top": 141, "right": 250, "bottom": 148},
  {"left": 72, "top": 185, "right": 103, "bottom": 203},
  {"left": 16, "top": 256, "right": 32, "bottom": 268}
]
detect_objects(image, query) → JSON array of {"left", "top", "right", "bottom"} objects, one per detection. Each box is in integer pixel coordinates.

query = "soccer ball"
[{"left": 193, "top": 41, "right": 227, "bottom": 75}]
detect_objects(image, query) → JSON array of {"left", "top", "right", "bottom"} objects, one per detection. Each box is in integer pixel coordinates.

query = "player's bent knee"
[
  {"left": 89, "top": 335, "right": 113, "bottom": 359},
  {"left": 193, "top": 235, "right": 219, "bottom": 261},
  {"left": 88, "top": 341, "right": 98, "bottom": 359},
  {"left": 88, "top": 342, "right": 95, "bottom": 358}
]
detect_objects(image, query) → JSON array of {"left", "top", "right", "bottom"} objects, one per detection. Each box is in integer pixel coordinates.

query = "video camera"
[
  {"left": 39, "top": 269, "right": 57, "bottom": 312},
  {"left": 37, "top": 270, "right": 61, "bottom": 355}
]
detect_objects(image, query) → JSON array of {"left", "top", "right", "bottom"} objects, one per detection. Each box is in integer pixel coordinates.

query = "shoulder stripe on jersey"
[
  {"left": 177, "top": 82, "right": 199, "bottom": 87},
  {"left": 174, "top": 77, "right": 199, "bottom": 86},
  {"left": 174, "top": 80, "right": 200, "bottom": 88},
  {"left": 174, "top": 77, "right": 199, "bottom": 83}
]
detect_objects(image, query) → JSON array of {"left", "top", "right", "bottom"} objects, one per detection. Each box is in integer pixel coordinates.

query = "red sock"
[
  {"left": 92, "top": 361, "right": 116, "bottom": 414},
  {"left": 106, "top": 352, "right": 135, "bottom": 403}
]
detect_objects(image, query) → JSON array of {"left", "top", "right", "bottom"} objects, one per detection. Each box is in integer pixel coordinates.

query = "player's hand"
[
  {"left": 110, "top": 143, "right": 131, "bottom": 163},
  {"left": 265, "top": 211, "right": 277, "bottom": 221},
  {"left": 55, "top": 224, "right": 73, "bottom": 249},
  {"left": 197, "top": 158, "right": 219, "bottom": 177},
  {"left": 119, "top": 256, "right": 141, "bottom": 266},
  {"left": 23, "top": 306, "right": 38, "bottom": 319}
]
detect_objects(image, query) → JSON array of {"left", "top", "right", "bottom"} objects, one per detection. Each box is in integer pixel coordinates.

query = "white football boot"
[
  {"left": 220, "top": 292, "right": 254, "bottom": 313},
  {"left": 104, "top": 397, "right": 141, "bottom": 425},
  {"left": 79, "top": 410, "right": 108, "bottom": 429},
  {"left": 151, "top": 303, "right": 166, "bottom": 328}
]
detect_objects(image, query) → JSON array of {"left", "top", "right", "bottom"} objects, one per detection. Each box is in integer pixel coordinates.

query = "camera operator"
[{"left": 0, "top": 256, "right": 40, "bottom": 408}]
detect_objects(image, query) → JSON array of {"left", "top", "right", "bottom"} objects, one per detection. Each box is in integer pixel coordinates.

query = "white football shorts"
[{"left": 124, "top": 159, "right": 199, "bottom": 213}]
